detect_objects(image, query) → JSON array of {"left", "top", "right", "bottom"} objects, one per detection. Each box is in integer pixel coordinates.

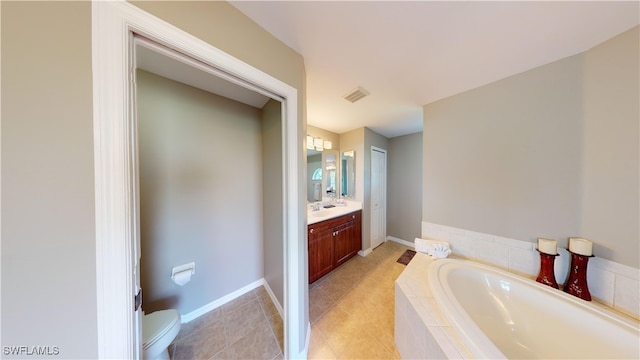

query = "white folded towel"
[
  {"left": 414, "top": 238, "right": 452, "bottom": 259},
  {"left": 430, "top": 243, "right": 452, "bottom": 259}
]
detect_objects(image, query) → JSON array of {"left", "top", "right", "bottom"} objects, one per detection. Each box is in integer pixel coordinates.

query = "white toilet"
[{"left": 142, "top": 309, "right": 181, "bottom": 360}]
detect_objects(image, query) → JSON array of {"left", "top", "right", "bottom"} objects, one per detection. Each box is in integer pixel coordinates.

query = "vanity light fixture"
[{"left": 306, "top": 135, "right": 332, "bottom": 151}]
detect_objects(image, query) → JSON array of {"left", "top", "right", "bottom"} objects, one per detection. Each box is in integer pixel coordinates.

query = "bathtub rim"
[
  {"left": 428, "top": 259, "right": 505, "bottom": 359},
  {"left": 428, "top": 258, "right": 640, "bottom": 359}
]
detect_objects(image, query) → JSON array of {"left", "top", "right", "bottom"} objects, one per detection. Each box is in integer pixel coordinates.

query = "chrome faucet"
[{"left": 312, "top": 202, "right": 321, "bottom": 211}]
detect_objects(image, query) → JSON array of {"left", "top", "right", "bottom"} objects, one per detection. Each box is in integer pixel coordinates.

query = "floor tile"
[
  {"left": 309, "top": 241, "right": 408, "bottom": 360},
  {"left": 169, "top": 285, "right": 283, "bottom": 360},
  {"left": 172, "top": 320, "right": 226, "bottom": 360},
  {"left": 338, "top": 330, "right": 395, "bottom": 360},
  {"left": 168, "top": 241, "right": 407, "bottom": 360},
  {"left": 308, "top": 326, "right": 337, "bottom": 360},
  {"left": 212, "top": 320, "right": 281, "bottom": 360},
  {"left": 223, "top": 299, "right": 266, "bottom": 344}
]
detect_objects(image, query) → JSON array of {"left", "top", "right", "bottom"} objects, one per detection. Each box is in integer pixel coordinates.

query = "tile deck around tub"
[{"left": 394, "top": 252, "right": 474, "bottom": 359}]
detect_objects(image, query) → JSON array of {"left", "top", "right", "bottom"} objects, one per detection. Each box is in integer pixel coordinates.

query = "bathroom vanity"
[{"left": 308, "top": 208, "right": 362, "bottom": 283}]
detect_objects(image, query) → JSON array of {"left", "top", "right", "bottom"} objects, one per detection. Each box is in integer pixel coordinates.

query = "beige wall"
[
  {"left": 262, "top": 99, "right": 285, "bottom": 307},
  {"left": 388, "top": 132, "right": 423, "bottom": 243},
  {"left": 1, "top": 2, "right": 98, "bottom": 358},
  {"left": 340, "top": 127, "right": 389, "bottom": 251},
  {"left": 424, "top": 54, "right": 583, "bottom": 243},
  {"left": 340, "top": 128, "right": 366, "bottom": 204},
  {"left": 423, "top": 27, "right": 639, "bottom": 268},
  {"left": 307, "top": 124, "right": 341, "bottom": 150},
  {"left": 137, "top": 70, "right": 265, "bottom": 315},
  {"left": 1, "top": 1, "right": 307, "bottom": 356},
  {"left": 581, "top": 27, "right": 639, "bottom": 267}
]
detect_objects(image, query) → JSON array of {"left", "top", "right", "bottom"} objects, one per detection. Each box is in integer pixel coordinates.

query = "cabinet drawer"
[{"left": 307, "top": 211, "right": 360, "bottom": 233}]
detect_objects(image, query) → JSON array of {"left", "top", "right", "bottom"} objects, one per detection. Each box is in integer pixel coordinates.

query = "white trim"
[
  {"left": 180, "top": 279, "right": 263, "bottom": 324},
  {"left": 263, "top": 280, "right": 285, "bottom": 319},
  {"left": 180, "top": 278, "right": 285, "bottom": 324},
  {"left": 387, "top": 236, "right": 415, "bottom": 248},
  {"left": 302, "top": 322, "right": 312, "bottom": 359},
  {"left": 358, "top": 248, "right": 373, "bottom": 257},
  {"left": 92, "top": 4, "right": 137, "bottom": 357},
  {"left": 92, "top": 2, "right": 302, "bottom": 358}
]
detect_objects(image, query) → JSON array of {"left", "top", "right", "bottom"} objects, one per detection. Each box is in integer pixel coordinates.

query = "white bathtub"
[{"left": 428, "top": 258, "right": 640, "bottom": 359}]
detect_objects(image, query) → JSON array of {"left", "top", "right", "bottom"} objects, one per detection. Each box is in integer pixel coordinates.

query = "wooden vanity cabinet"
[{"left": 308, "top": 210, "right": 362, "bottom": 283}]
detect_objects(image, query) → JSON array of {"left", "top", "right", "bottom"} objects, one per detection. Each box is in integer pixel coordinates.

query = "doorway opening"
[
  {"left": 135, "top": 35, "right": 286, "bottom": 356},
  {"left": 92, "top": 2, "right": 304, "bottom": 358}
]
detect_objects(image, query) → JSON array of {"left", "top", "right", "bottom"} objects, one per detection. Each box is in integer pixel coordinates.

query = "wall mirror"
[
  {"left": 323, "top": 150, "right": 338, "bottom": 198},
  {"left": 341, "top": 150, "right": 355, "bottom": 198},
  {"left": 306, "top": 148, "right": 341, "bottom": 202},
  {"left": 306, "top": 149, "right": 322, "bottom": 202}
]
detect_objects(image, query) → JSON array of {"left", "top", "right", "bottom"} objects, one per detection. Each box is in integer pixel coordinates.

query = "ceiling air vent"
[{"left": 343, "top": 86, "right": 370, "bottom": 103}]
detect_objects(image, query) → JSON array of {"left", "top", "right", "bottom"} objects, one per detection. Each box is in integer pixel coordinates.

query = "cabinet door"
[
  {"left": 308, "top": 226, "right": 334, "bottom": 283},
  {"left": 334, "top": 221, "right": 356, "bottom": 266},
  {"left": 333, "top": 211, "right": 362, "bottom": 267}
]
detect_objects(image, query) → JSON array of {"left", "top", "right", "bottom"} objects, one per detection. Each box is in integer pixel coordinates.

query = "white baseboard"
[
  {"left": 358, "top": 248, "right": 372, "bottom": 257},
  {"left": 386, "top": 236, "right": 415, "bottom": 248},
  {"left": 262, "top": 279, "right": 284, "bottom": 319},
  {"left": 359, "top": 237, "right": 415, "bottom": 257},
  {"left": 181, "top": 278, "right": 272, "bottom": 323},
  {"left": 299, "top": 322, "right": 311, "bottom": 359}
]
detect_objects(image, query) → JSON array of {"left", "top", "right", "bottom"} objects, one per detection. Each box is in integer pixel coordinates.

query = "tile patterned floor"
[
  {"left": 169, "top": 240, "right": 408, "bottom": 359},
  {"left": 169, "top": 286, "right": 284, "bottom": 360},
  {"left": 307, "top": 241, "right": 409, "bottom": 359}
]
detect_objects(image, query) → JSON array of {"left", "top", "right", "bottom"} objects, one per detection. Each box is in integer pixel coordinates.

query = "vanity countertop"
[{"left": 307, "top": 200, "right": 362, "bottom": 225}]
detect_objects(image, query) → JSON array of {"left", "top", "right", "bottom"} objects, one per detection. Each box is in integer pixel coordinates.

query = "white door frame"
[
  {"left": 92, "top": 2, "right": 303, "bottom": 358},
  {"left": 370, "top": 146, "right": 387, "bottom": 249}
]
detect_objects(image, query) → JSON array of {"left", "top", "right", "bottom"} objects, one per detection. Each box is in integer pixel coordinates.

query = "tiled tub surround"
[
  {"left": 421, "top": 221, "right": 640, "bottom": 319},
  {"left": 395, "top": 253, "right": 474, "bottom": 359},
  {"left": 394, "top": 253, "right": 640, "bottom": 359}
]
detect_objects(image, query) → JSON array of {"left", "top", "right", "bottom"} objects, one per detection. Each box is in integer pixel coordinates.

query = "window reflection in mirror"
[{"left": 307, "top": 149, "right": 322, "bottom": 202}]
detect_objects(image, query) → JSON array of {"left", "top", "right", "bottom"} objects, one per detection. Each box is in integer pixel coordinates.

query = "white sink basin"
[
  {"left": 307, "top": 201, "right": 362, "bottom": 224},
  {"left": 311, "top": 209, "right": 334, "bottom": 217}
]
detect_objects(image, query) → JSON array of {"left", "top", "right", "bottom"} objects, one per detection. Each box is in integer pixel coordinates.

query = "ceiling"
[
  {"left": 230, "top": 1, "right": 638, "bottom": 138},
  {"left": 135, "top": 36, "right": 269, "bottom": 109},
  {"left": 136, "top": 40, "right": 271, "bottom": 109}
]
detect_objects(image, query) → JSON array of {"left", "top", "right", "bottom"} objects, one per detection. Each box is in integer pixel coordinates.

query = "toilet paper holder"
[{"left": 171, "top": 262, "right": 195, "bottom": 286}]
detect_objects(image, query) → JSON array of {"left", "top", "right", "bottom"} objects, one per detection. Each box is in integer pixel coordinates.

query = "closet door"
[{"left": 370, "top": 147, "right": 387, "bottom": 249}]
